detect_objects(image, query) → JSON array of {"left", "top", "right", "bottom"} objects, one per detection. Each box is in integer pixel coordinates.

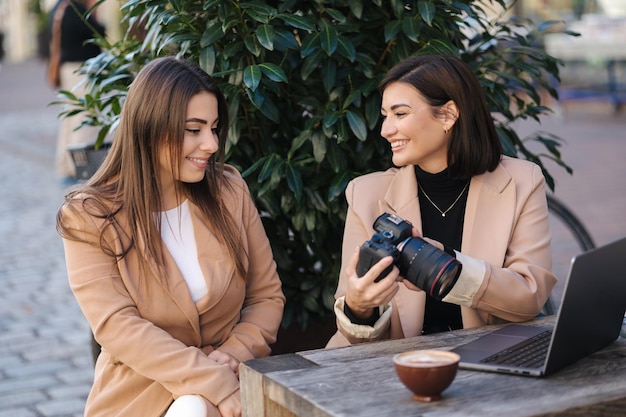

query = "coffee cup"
[{"left": 393, "top": 349, "right": 460, "bottom": 402}]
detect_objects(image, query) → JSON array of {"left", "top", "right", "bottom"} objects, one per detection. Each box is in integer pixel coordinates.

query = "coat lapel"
[
  {"left": 462, "top": 163, "right": 514, "bottom": 265},
  {"left": 134, "top": 210, "right": 202, "bottom": 343},
  {"left": 380, "top": 165, "right": 424, "bottom": 234},
  {"left": 189, "top": 203, "right": 237, "bottom": 312},
  {"left": 380, "top": 165, "right": 425, "bottom": 338}
]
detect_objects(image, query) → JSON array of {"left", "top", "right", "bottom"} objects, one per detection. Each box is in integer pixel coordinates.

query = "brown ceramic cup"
[{"left": 393, "top": 349, "right": 460, "bottom": 402}]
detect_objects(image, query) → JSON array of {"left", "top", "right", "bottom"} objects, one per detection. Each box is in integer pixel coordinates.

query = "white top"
[{"left": 160, "top": 200, "right": 208, "bottom": 302}]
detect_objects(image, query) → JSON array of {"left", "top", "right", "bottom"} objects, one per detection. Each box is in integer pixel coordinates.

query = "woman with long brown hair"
[{"left": 57, "top": 56, "right": 285, "bottom": 417}]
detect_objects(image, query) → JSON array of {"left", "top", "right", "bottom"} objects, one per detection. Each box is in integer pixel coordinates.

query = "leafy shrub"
[{"left": 58, "top": 0, "right": 571, "bottom": 329}]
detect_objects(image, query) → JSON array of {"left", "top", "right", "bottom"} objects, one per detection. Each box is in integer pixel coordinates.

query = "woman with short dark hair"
[{"left": 327, "top": 54, "right": 556, "bottom": 347}]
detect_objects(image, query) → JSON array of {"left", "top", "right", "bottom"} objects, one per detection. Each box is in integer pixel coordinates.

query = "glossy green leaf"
[
  {"left": 336, "top": 118, "right": 349, "bottom": 144},
  {"left": 288, "top": 130, "right": 310, "bottom": 160},
  {"left": 390, "top": 0, "right": 405, "bottom": 19},
  {"left": 243, "top": 65, "right": 262, "bottom": 91},
  {"left": 329, "top": 171, "right": 351, "bottom": 200},
  {"left": 259, "top": 63, "right": 287, "bottom": 83},
  {"left": 319, "top": 18, "right": 338, "bottom": 56},
  {"left": 259, "top": 95, "right": 280, "bottom": 123},
  {"left": 325, "top": 8, "right": 346, "bottom": 23},
  {"left": 364, "top": 93, "right": 381, "bottom": 130},
  {"left": 347, "top": 0, "right": 364, "bottom": 19},
  {"left": 280, "top": 192, "right": 295, "bottom": 214},
  {"left": 384, "top": 20, "right": 402, "bottom": 42},
  {"left": 311, "top": 131, "right": 327, "bottom": 163},
  {"left": 241, "top": 155, "right": 268, "bottom": 177},
  {"left": 256, "top": 24, "right": 275, "bottom": 51},
  {"left": 274, "top": 29, "right": 299, "bottom": 51},
  {"left": 321, "top": 60, "right": 336, "bottom": 92},
  {"left": 401, "top": 16, "right": 421, "bottom": 43},
  {"left": 301, "top": 49, "right": 322, "bottom": 80},
  {"left": 417, "top": 1, "right": 436, "bottom": 26},
  {"left": 221, "top": 14, "right": 239, "bottom": 33},
  {"left": 305, "top": 210, "right": 316, "bottom": 232},
  {"left": 240, "top": 2, "right": 276, "bottom": 19},
  {"left": 198, "top": 46, "right": 216, "bottom": 75},
  {"left": 336, "top": 37, "right": 356, "bottom": 62},
  {"left": 200, "top": 23, "right": 223, "bottom": 47},
  {"left": 306, "top": 188, "right": 328, "bottom": 212},
  {"left": 323, "top": 111, "right": 340, "bottom": 128},
  {"left": 258, "top": 154, "right": 279, "bottom": 183},
  {"left": 286, "top": 164, "right": 303, "bottom": 201},
  {"left": 345, "top": 110, "right": 368, "bottom": 141},
  {"left": 244, "top": 35, "right": 262, "bottom": 57},
  {"left": 326, "top": 137, "right": 344, "bottom": 171},
  {"left": 277, "top": 13, "right": 315, "bottom": 31},
  {"left": 300, "top": 32, "right": 320, "bottom": 57},
  {"left": 245, "top": 87, "right": 264, "bottom": 109},
  {"left": 425, "top": 39, "right": 461, "bottom": 56}
]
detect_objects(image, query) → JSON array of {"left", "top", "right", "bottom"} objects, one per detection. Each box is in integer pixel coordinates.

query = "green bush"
[{"left": 58, "top": 0, "right": 573, "bottom": 329}]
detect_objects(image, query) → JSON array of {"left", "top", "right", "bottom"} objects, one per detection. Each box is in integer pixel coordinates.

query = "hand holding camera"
[{"left": 356, "top": 213, "right": 462, "bottom": 301}]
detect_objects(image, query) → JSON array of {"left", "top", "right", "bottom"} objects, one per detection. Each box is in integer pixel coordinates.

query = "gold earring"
[{"left": 444, "top": 127, "right": 448, "bottom": 134}]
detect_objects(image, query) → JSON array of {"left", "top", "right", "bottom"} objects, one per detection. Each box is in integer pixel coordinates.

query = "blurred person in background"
[{"left": 47, "top": 0, "right": 106, "bottom": 185}]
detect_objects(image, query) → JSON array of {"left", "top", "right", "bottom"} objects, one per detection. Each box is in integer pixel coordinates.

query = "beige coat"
[
  {"left": 327, "top": 157, "right": 556, "bottom": 347},
  {"left": 60, "top": 166, "right": 285, "bottom": 416}
]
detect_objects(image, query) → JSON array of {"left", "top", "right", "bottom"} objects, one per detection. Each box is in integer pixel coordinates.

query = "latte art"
[{"left": 396, "top": 351, "right": 457, "bottom": 367}]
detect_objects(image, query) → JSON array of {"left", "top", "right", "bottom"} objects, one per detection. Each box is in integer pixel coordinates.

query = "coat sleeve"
[{"left": 329, "top": 178, "right": 394, "bottom": 345}]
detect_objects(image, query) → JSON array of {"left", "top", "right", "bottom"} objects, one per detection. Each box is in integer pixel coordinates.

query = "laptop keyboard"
[{"left": 479, "top": 329, "right": 552, "bottom": 368}]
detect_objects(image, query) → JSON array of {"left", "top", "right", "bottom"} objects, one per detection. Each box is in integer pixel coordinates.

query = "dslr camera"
[{"left": 356, "top": 213, "right": 462, "bottom": 301}]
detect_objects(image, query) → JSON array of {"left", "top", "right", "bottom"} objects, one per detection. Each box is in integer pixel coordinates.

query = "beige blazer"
[
  {"left": 327, "top": 156, "right": 556, "bottom": 347},
  {"left": 60, "top": 166, "right": 285, "bottom": 416}
]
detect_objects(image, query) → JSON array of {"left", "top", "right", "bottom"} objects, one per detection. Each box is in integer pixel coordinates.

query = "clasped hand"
[{"left": 209, "top": 350, "right": 241, "bottom": 417}]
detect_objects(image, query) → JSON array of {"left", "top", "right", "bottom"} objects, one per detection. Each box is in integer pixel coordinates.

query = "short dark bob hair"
[{"left": 378, "top": 54, "right": 502, "bottom": 179}]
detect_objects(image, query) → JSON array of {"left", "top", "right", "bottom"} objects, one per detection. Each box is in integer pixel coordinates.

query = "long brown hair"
[
  {"left": 379, "top": 54, "right": 503, "bottom": 179},
  {"left": 57, "top": 57, "right": 246, "bottom": 280}
]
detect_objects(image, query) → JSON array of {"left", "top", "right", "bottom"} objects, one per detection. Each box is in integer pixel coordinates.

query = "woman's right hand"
[
  {"left": 344, "top": 246, "right": 402, "bottom": 320},
  {"left": 217, "top": 389, "right": 241, "bottom": 417}
]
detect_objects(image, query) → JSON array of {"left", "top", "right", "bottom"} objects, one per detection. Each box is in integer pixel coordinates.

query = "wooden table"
[{"left": 240, "top": 316, "right": 626, "bottom": 417}]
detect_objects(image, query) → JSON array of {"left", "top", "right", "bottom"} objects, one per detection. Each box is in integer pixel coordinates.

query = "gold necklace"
[{"left": 418, "top": 181, "right": 469, "bottom": 217}]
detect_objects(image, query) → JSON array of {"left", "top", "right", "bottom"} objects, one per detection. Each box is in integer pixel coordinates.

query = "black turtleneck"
[{"left": 414, "top": 165, "right": 467, "bottom": 334}]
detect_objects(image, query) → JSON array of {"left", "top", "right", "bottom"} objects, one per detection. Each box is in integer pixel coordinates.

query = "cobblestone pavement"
[
  {"left": 0, "top": 59, "right": 624, "bottom": 417},
  {"left": 0, "top": 60, "right": 93, "bottom": 417}
]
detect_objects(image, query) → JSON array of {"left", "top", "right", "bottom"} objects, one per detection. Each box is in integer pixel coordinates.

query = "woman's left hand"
[{"left": 208, "top": 350, "right": 240, "bottom": 378}]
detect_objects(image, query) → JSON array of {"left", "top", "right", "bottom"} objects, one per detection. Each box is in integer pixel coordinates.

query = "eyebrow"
[
  {"left": 185, "top": 118, "right": 208, "bottom": 124},
  {"left": 381, "top": 103, "right": 411, "bottom": 112}
]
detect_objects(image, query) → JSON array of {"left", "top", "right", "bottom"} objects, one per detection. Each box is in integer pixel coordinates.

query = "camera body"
[
  {"left": 356, "top": 213, "right": 412, "bottom": 281},
  {"left": 356, "top": 213, "right": 462, "bottom": 300}
]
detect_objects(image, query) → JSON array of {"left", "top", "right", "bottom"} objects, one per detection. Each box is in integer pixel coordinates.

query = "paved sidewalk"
[
  {"left": 0, "top": 60, "right": 93, "bottom": 417},
  {"left": 0, "top": 59, "right": 624, "bottom": 417}
]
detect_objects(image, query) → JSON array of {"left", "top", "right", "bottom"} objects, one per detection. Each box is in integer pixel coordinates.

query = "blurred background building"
[
  {"left": 0, "top": 0, "right": 121, "bottom": 64},
  {"left": 0, "top": 1, "right": 623, "bottom": 64}
]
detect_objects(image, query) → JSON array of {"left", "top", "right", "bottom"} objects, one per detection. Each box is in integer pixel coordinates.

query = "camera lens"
[{"left": 396, "top": 237, "right": 462, "bottom": 300}]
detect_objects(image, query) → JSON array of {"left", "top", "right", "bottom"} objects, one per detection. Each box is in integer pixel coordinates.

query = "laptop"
[{"left": 451, "top": 237, "right": 626, "bottom": 377}]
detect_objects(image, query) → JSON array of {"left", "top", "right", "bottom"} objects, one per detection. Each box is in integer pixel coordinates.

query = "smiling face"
[
  {"left": 380, "top": 82, "right": 456, "bottom": 173},
  {"left": 158, "top": 91, "right": 219, "bottom": 207}
]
